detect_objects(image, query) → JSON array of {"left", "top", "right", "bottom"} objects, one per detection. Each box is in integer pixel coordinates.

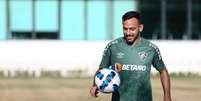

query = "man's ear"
[{"left": 139, "top": 24, "right": 144, "bottom": 32}]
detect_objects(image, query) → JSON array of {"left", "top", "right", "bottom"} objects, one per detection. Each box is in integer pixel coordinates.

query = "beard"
[{"left": 124, "top": 32, "right": 140, "bottom": 45}]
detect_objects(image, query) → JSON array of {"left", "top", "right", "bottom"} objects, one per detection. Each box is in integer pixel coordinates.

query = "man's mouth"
[{"left": 126, "top": 36, "right": 133, "bottom": 39}]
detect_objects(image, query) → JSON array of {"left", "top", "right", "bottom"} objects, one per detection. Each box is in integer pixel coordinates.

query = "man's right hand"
[{"left": 90, "top": 86, "right": 99, "bottom": 97}]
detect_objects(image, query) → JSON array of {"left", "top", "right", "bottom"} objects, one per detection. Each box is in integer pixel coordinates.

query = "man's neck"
[{"left": 132, "top": 37, "right": 141, "bottom": 46}]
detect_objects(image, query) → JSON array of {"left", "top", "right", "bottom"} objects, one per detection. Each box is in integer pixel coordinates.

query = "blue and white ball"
[{"left": 95, "top": 68, "right": 121, "bottom": 93}]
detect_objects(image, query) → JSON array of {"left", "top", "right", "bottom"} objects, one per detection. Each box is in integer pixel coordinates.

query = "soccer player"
[{"left": 90, "top": 11, "right": 172, "bottom": 101}]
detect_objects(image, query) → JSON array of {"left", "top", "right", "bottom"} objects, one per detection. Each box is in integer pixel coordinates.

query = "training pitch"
[{"left": 0, "top": 76, "right": 201, "bottom": 101}]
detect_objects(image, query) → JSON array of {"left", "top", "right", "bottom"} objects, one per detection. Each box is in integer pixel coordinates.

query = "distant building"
[{"left": 0, "top": 0, "right": 200, "bottom": 40}]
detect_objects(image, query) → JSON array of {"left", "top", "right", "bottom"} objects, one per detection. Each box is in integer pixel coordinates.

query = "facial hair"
[{"left": 124, "top": 32, "right": 140, "bottom": 45}]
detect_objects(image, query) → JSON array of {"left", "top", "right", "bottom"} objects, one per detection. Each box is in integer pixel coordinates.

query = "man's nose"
[{"left": 126, "top": 30, "right": 131, "bottom": 35}]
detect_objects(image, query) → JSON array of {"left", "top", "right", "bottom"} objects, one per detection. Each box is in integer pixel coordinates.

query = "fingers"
[
  {"left": 95, "top": 89, "right": 99, "bottom": 97},
  {"left": 90, "top": 86, "right": 99, "bottom": 97}
]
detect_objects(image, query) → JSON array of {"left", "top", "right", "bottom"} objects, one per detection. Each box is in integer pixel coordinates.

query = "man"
[{"left": 90, "top": 11, "right": 172, "bottom": 101}]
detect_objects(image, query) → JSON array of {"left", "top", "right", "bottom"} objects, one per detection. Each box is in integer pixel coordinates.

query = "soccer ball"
[{"left": 95, "top": 68, "right": 121, "bottom": 93}]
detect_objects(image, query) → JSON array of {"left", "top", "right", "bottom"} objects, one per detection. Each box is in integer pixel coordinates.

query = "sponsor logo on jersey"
[
  {"left": 115, "top": 63, "right": 123, "bottom": 72},
  {"left": 138, "top": 51, "right": 148, "bottom": 61},
  {"left": 116, "top": 52, "right": 124, "bottom": 59},
  {"left": 115, "top": 63, "right": 146, "bottom": 72}
]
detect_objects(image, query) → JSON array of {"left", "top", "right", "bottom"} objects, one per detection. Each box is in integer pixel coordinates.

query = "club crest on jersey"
[
  {"left": 138, "top": 51, "right": 148, "bottom": 61},
  {"left": 116, "top": 52, "right": 124, "bottom": 59}
]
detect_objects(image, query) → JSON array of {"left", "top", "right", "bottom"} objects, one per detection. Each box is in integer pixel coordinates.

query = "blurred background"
[
  {"left": 0, "top": 0, "right": 201, "bottom": 40},
  {"left": 0, "top": 0, "right": 201, "bottom": 101}
]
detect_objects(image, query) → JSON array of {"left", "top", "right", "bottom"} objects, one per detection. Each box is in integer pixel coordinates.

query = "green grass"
[{"left": 0, "top": 76, "right": 201, "bottom": 101}]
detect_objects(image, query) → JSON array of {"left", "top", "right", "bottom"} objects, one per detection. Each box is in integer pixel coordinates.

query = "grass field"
[{"left": 0, "top": 76, "right": 201, "bottom": 101}]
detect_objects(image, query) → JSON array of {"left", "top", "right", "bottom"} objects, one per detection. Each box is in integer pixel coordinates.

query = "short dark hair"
[{"left": 122, "top": 11, "right": 141, "bottom": 22}]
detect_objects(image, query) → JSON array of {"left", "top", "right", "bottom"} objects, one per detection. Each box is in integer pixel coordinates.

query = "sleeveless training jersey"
[{"left": 99, "top": 37, "right": 165, "bottom": 101}]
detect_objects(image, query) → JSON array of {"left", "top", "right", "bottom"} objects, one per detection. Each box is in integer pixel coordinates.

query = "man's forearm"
[{"left": 160, "top": 68, "right": 172, "bottom": 101}]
